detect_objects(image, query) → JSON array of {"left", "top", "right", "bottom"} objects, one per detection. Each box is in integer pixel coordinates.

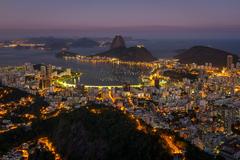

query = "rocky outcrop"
[
  {"left": 95, "top": 46, "right": 156, "bottom": 62},
  {"left": 56, "top": 50, "right": 78, "bottom": 58},
  {"left": 110, "top": 35, "right": 126, "bottom": 49},
  {"left": 94, "top": 35, "right": 156, "bottom": 62}
]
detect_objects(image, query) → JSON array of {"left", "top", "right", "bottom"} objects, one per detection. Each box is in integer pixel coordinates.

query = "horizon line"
[{"left": 1, "top": 25, "right": 240, "bottom": 31}]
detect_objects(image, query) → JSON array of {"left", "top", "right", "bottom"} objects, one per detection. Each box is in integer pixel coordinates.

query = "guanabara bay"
[{"left": 0, "top": 1, "right": 240, "bottom": 160}]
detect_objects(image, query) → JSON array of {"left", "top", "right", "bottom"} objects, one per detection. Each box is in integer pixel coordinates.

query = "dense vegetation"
[
  {"left": 95, "top": 46, "right": 156, "bottom": 62},
  {"left": 0, "top": 85, "right": 215, "bottom": 160},
  {"left": 175, "top": 45, "right": 239, "bottom": 67},
  {"left": 0, "top": 104, "right": 172, "bottom": 160},
  {"left": 163, "top": 70, "right": 198, "bottom": 81},
  {"left": 49, "top": 105, "right": 173, "bottom": 160}
]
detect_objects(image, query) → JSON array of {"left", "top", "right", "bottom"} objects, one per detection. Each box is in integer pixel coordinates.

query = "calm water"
[
  {"left": 0, "top": 48, "right": 149, "bottom": 85},
  {"left": 130, "top": 39, "right": 240, "bottom": 57},
  {"left": 0, "top": 39, "right": 240, "bottom": 85}
]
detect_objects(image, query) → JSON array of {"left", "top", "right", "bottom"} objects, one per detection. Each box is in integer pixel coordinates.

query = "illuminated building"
[
  {"left": 136, "top": 45, "right": 144, "bottom": 48},
  {"left": 24, "top": 63, "right": 34, "bottom": 73},
  {"left": 40, "top": 65, "right": 47, "bottom": 78},
  {"left": 66, "top": 68, "right": 71, "bottom": 76},
  {"left": 39, "top": 79, "right": 50, "bottom": 89},
  {"left": 47, "top": 64, "right": 52, "bottom": 78},
  {"left": 227, "top": 55, "right": 233, "bottom": 70},
  {"left": 236, "top": 60, "right": 240, "bottom": 69},
  {"left": 76, "top": 76, "right": 81, "bottom": 88}
]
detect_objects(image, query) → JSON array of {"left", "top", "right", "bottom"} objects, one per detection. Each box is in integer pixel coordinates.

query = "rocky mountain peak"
[{"left": 110, "top": 35, "right": 126, "bottom": 49}]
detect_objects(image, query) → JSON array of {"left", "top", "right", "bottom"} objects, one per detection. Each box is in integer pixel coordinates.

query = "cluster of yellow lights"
[
  {"left": 22, "top": 114, "right": 36, "bottom": 120},
  {"left": 0, "top": 96, "right": 34, "bottom": 108},
  {"left": 55, "top": 80, "right": 76, "bottom": 88},
  {"left": 0, "top": 110, "right": 7, "bottom": 118},
  {"left": 0, "top": 89, "right": 12, "bottom": 99},
  {"left": 148, "top": 72, "right": 169, "bottom": 87},
  {"left": 0, "top": 96, "right": 34, "bottom": 118},
  {"left": 84, "top": 84, "right": 142, "bottom": 90},
  {"left": 234, "top": 86, "right": 240, "bottom": 93},
  {"left": 0, "top": 125, "right": 18, "bottom": 134},
  {"left": 40, "top": 107, "right": 60, "bottom": 120},
  {"left": 127, "top": 96, "right": 135, "bottom": 108},
  {"left": 40, "top": 102, "right": 67, "bottom": 120},
  {"left": 65, "top": 56, "right": 155, "bottom": 68},
  {"left": 213, "top": 69, "right": 231, "bottom": 77},
  {"left": 112, "top": 100, "right": 148, "bottom": 134},
  {"left": 19, "top": 96, "right": 34, "bottom": 105},
  {"left": 89, "top": 108, "right": 102, "bottom": 114},
  {"left": 161, "top": 135, "right": 183, "bottom": 155},
  {"left": 38, "top": 137, "right": 62, "bottom": 160},
  {"left": 108, "top": 91, "right": 116, "bottom": 103},
  {"left": 135, "top": 119, "right": 147, "bottom": 133},
  {"left": 17, "top": 149, "right": 29, "bottom": 160}
]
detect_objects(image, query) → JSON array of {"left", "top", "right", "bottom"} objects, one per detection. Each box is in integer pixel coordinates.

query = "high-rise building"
[
  {"left": 66, "top": 68, "right": 71, "bottom": 76},
  {"left": 46, "top": 64, "right": 52, "bottom": 78},
  {"left": 76, "top": 77, "right": 81, "bottom": 88},
  {"left": 40, "top": 65, "right": 47, "bottom": 78},
  {"left": 39, "top": 79, "right": 50, "bottom": 89},
  {"left": 154, "top": 78, "right": 160, "bottom": 89},
  {"left": 24, "top": 63, "right": 34, "bottom": 72},
  {"left": 236, "top": 61, "right": 240, "bottom": 69},
  {"left": 227, "top": 55, "right": 233, "bottom": 69}
]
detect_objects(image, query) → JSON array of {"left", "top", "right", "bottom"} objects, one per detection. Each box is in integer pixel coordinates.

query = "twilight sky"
[{"left": 1, "top": 0, "right": 240, "bottom": 38}]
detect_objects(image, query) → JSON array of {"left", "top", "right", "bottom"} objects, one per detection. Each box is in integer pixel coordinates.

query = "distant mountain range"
[
  {"left": 94, "top": 35, "right": 156, "bottom": 62},
  {"left": 175, "top": 46, "right": 239, "bottom": 67},
  {"left": 56, "top": 36, "right": 240, "bottom": 66},
  {"left": 10, "top": 37, "right": 139, "bottom": 50},
  {"left": 28, "top": 37, "right": 99, "bottom": 49}
]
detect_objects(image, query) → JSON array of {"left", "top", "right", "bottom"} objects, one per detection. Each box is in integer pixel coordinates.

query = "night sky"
[{"left": 1, "top": 0, "right": 240, "bottom": 38}]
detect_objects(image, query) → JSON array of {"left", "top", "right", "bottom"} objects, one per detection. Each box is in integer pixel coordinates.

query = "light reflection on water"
[
  {"left": 0, "top": 48, "right": 150, "bottom": 85},
  {"left": 1, "top": 38, "right": 240, "bottom": 84}
]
